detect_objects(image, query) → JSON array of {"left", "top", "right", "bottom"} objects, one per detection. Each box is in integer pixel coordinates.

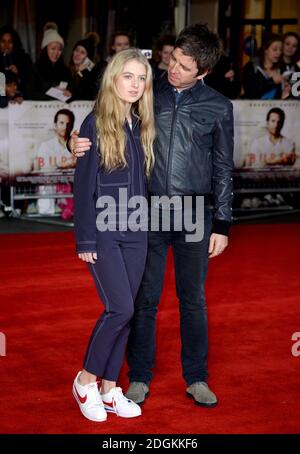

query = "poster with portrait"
[
  {"left": 232, "top": 100, "right": 300, "bottom": 190},
  {"left": 0, "top": 108, "right": 9, "bottom": 184},
  {"left": 8, "top": 100, "right": 94, "bottom": 185}
]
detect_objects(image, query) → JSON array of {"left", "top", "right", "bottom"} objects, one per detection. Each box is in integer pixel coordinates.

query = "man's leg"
[
  {"left": 126, "top": 229, "right": 169, "bottom": 387},
  {"left": 172, "top": 208, "right": 217, "bottom": 406}
]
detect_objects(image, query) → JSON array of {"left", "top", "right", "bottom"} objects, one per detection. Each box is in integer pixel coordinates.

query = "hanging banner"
[
  {"left": 232, "top": 100, "right": 300, "bottom": 193},
  {"left": 8, "top": 100, "right": 94, "bottom": 185},
  {"left": 3, "top": 99, "right": 300, "bottom": 191}
]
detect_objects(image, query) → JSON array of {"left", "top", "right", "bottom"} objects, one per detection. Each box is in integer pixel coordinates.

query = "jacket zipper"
[
  {"left": 166, "top": 102, "right": 178, "bottom": 195},
  {"left": 127, "top": 121, "right": 144, "bottom": 197}
]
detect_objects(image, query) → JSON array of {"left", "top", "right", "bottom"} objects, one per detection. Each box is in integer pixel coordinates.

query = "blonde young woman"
[{"left": 72, "top": 48, "right": 155, "bottom": 422}]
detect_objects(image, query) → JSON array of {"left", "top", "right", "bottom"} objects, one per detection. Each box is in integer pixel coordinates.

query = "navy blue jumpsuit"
[{"left": 73, "top": 112, "right": 148, "bottom": 381}]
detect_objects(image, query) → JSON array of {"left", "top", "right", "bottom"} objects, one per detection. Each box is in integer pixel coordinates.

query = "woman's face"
[
  {"left": 112, "top": 35, "right": 130, "bottom": 54},
  {"left": 115, "top": 59, "right": 147, "bottom": 105},
  {"left": 73, "top": 45, "right": 88, "bottom": 66},
  {"left": 283, "top": 36, "right": 298, "bottom": 58},
  {"left": 0, "top": 33, "right": 14, "bottom": 54},
  {"left": 6, "top": 81, "right": 18, "bottom": 97},
  {"left": 264, "top": 41, "right": 282, "bottom": 64},
  {"left": 47, "top": 42, "right": 63, "bottom": 63},
  {"left": 160, "top": 44, "right": 174, "bottom": 66}
]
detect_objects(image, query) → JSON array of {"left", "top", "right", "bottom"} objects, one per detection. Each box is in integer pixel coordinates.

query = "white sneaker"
[
  {"left": 101, "top": 387, "right": 142, "bottom": 418},
  {"left": 72, "top": 371, "right": 107, "bottom": 422}
]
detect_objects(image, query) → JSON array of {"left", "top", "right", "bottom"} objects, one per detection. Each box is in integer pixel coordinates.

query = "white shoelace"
[
  {"left": 110, "top": 387, "right": 131, "bottom": 416},
  {"left": 86, "top": 382, "right": 103, "bottom": 406}
]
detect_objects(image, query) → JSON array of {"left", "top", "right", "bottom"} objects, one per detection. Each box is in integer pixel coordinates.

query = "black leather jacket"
[{"left": 150, "top": 76, "right": 234, "bottom": 235}]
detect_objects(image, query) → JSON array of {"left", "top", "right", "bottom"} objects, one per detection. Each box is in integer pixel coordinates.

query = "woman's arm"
[{"left": 73, "top": 113, "right": 99, "bottom": 258}]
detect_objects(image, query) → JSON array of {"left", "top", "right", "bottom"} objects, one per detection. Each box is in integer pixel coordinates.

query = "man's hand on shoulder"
[{"left": 69, "top": 130, "right": 92, "bottom": 157}]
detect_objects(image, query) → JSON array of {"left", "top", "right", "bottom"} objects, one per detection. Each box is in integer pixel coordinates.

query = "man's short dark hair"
[
  {"left": 175, "top": 23, "right": 222, "bottom": 75},
  {"left": 266, "top": 107, "right": 285, "bottom": 129}
]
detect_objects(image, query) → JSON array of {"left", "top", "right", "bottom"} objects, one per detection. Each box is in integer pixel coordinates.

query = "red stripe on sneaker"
[
  {"left": 74, "top": 385, "right": 87, "bottom": 404},
  {"left": 103, "top": 400, "right": 113, "bottom": 408}
]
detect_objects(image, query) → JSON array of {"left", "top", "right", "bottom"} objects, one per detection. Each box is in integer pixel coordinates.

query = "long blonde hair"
[{"left": 94, "top": 48, "right": 155, "bottom": 176}]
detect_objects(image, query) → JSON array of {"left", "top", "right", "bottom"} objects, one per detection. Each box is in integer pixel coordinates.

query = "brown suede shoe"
[
  {"left": 125, "top": 382, "right": 150, "bottom": 404},
  {"left": 186, "top": 382, "right": 218, "bottom": 407}
]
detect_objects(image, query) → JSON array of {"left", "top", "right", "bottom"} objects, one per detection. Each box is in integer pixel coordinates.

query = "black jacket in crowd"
[
  {"left": 29, "top": 53, "right": 72, "bottom": 100},
  {"left": 242, "top": 60, "right": 282, "bottom": 99},
  {"left": 204, "top": 55, "right": 241, "bottom": 100},
  {"left": 0, "top": 25, "right": 33, "bottom": 98}
]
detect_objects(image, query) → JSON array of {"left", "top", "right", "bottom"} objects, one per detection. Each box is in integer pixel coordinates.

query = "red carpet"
[{"left": 0, "top": 224, "right": 299, "bottom": 434}]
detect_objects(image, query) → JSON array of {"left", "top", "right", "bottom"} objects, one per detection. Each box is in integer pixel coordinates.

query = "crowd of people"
[{"left": 1, "top": 22, "right": 300, "bottom": 107}]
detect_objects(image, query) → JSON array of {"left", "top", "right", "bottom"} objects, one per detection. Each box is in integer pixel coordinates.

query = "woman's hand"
[
  {"left": 271, "top": 72, "right": 284, "bottom": 84},
  {"left": 7, "top": 64, "right": 18, "bottom": 74},
  {"left": 281, "top": 81, "right": 291, "bottom": 99},
  {"left": 78, "top": 252, "right": 98, "bottom": 264},
  {"left": 63, "top": 89, "right": 72, "bottom": 97}
]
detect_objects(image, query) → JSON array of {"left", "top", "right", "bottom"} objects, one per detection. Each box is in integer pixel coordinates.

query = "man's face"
[
  {"left": 55, "top": 114, "right": 70, "bottom": 139},
  {"left": 112, "top": 35, "right": 130, "bottom": 53},
  {"left": 267, "top": 112, "right": 282, "bottom": 136},
  {"left": 168, "top": 47, "right": 206, "bottom": 91}
]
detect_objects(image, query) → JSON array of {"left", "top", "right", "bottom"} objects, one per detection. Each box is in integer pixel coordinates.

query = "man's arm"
[{"left": 209, "top": 101, "right": 234, "bottom": 258}]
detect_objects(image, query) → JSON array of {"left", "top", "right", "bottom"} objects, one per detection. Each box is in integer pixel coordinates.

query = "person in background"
[
  {"left": 242, "top": 33, "right": 289, "bottom": 99},
  {"left": 29, "top": 22, "right": 72, "bottom": 100},
  {"left": 204, "top": 41, "right": 241, "bottom": 99},
  {"left": 280, "top": 32, "right": 300, "bottom": 100},
  {"left": 68, "top": 36, "right": 98, "bottom": 101},
  {"left": 94, "top": 31, "right": 132, "bottom": 85},
  {"left": 152, "top": 35, "right": 175, "bottom": 81},
  {"left": 0, "top": 24, "right": 33, "bottom": 98},
  {"left": 72, "top": 48, "right": 155, "bottom": 422},
  {"left": 0, "top": 69, "right": 23, "bottom": 108},
  {"left": 109, "top": 31, "right": 131, "bottom": 55},
  {"left": 281, "top": 32, "right": 300, "bottom": 72}
]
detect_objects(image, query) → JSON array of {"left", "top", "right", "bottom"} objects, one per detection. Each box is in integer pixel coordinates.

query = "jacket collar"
[{"left": 157, "top": 73, "right": 204, "bottom": 100}]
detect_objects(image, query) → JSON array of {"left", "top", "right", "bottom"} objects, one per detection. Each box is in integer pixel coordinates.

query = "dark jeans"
[{"left": 127, "top": 207, "right": 212, "bottom": 386}]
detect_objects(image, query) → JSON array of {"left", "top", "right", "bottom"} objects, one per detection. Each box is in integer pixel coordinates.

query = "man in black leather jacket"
[{"left": 69, "top": 24, "right": 234, "bottom": 408}]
